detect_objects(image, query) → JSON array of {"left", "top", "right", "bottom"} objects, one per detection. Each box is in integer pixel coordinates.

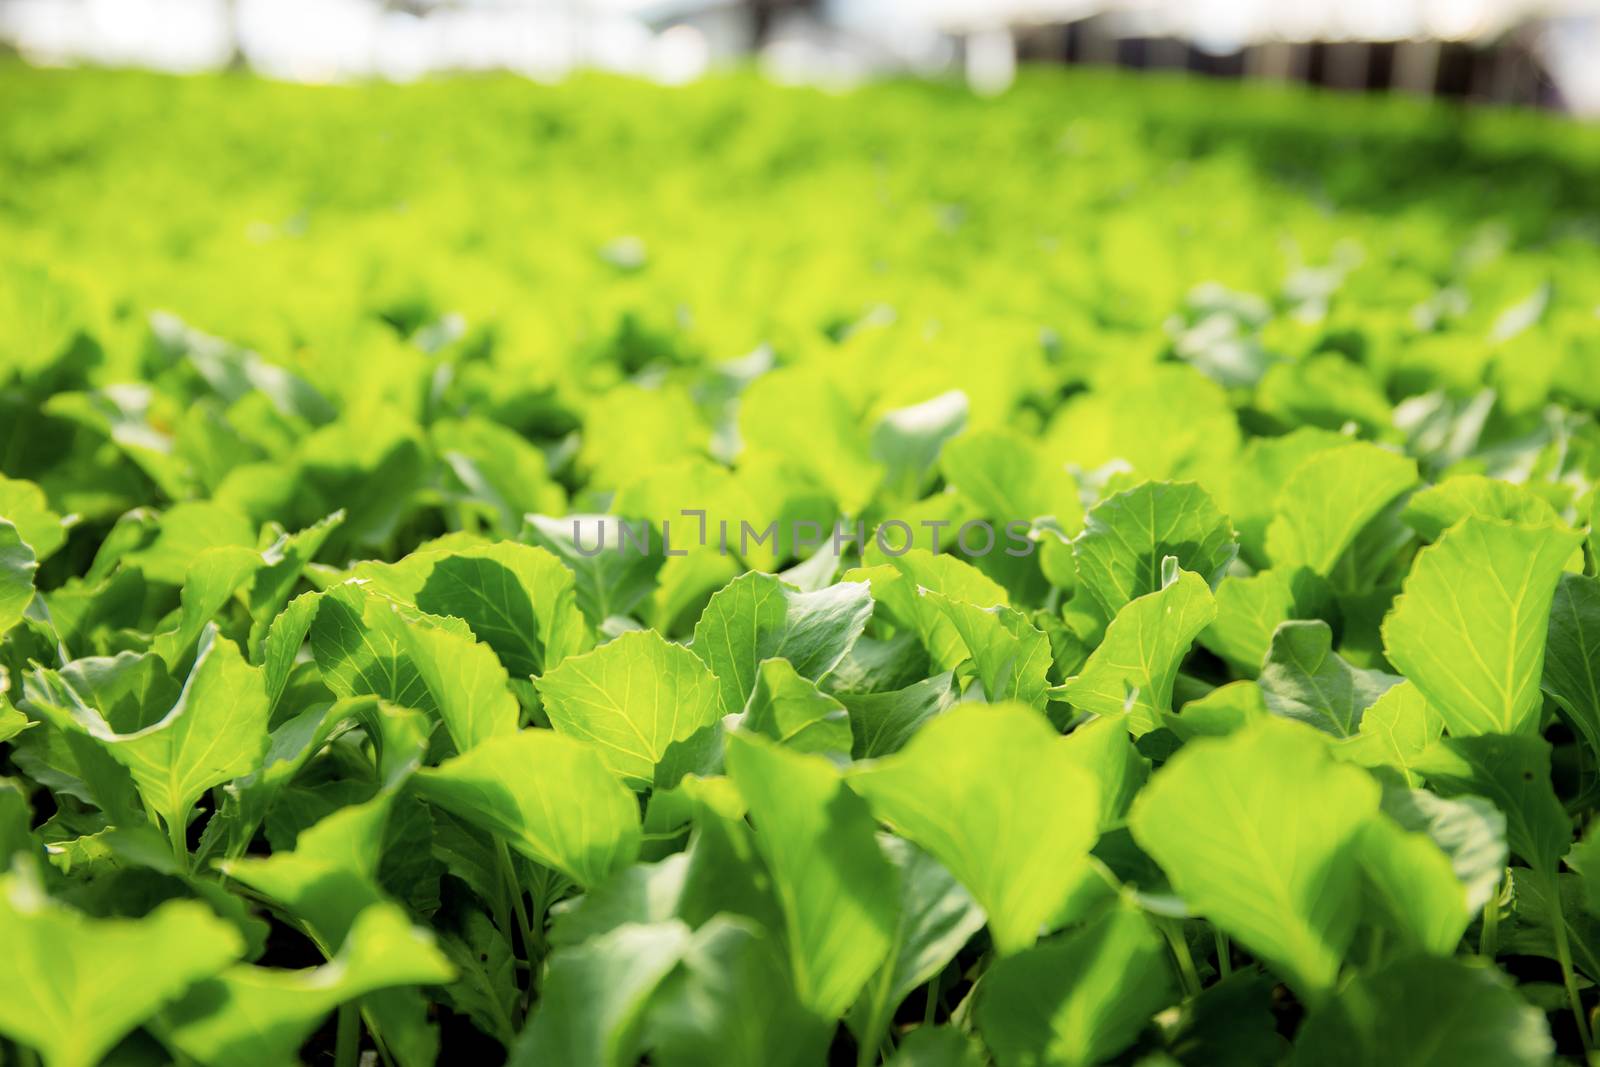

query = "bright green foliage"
[
  {"left": 0, "top": 477, "right": 70, "bottom": 561},
  {"left": 941, "top": 429, "right": 1081, "bottom": 530},
  {"left": 1264, "top": 442, "right": 1417, "bottom": 575},
  {"left": 1544, "top": 573, "right": 1600, "bottom": 759},
  {"left": 851, "top": 836, "right": 986, "bottom": 1054},
  {"left": 0, "top": 866, "right": 244, "bottom": 1067},
  {"left": 0, "top": 520, "right": 37, "bottom": 638},
  {"left": 536, "top": 629, "right": 722, "bottom": 789},
  {"left": 976, "top": 904, "right": 1174, "bottom": 1067},
  {"left": 1383, "top": 519, "right": 1582, "bottom": 736},
  {"left": 1201, "top": 566, "right": 1334, "bottom": 676},
  {"left": 1064, "top": 568, "right": 1217, "bottom": 734},
  {"left": 412, "top": 729, "right": 642, "bottom": 887},
  {"left": 923, "top": 592, "right": 1052, "bottom": 709},
  {"left": 726, "top": 732, "right": 900, "bottom": 1018},
  {"left": 1259, "top": 620, "right": 1400, "bottom": 738},
  {"left": 1071, "top": 482, "right": 1236, "bottom": 620},
  {"left": 740, "top": 657, "right": 853, "bottom": 757},
  {"left": 646, "top": 916, "right": 829, "bottom": 1067},
  {"left": 8, "top": 62, "right": 1600, "bottom": 1066},
  {"left": 1293, "top": 957, "right": 1554, "bottom": 1067},
  {"left": 1403, "top": 474, "right": 1563, "bottom": 542},
  {"left": 357, "top": 541, "right": 587, "bottom": 676},
  {"left": 1357, "top": 787, "right": 1505, "bottom": 955},
  {"left": 161, "top": 904, "right": 455, "bottom": 1066},
  {"left": 850, "top": 549, "right": 1008, "bottom": 670},
  {"left": 691, "top": 572, "right": 873, "bottom": 714},
  {"left": 849, "top": 703, "right": 1099, "bottom": 954},
  {"left": 511, "top": 921, "right": 695, "bottom": 1067},
  {"left": 1339, "top": 679, "right": 1444, "bottom": 786},
  {"left": 1130, "top": 719, "right": 1379, "bottom": 1000}
]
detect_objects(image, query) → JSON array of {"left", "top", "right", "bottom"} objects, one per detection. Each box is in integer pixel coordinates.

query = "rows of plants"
[{"left": 5, "top": 62, "right": 1600, "bottom": 1066}]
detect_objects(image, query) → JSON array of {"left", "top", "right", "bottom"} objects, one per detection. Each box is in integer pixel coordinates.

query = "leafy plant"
[{"left": 6, "top": 58, "right": 1600, "bottom": 1066}]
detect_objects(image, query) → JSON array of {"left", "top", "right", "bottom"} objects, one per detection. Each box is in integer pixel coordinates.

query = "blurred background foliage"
[{"left": 4, "top": 63, "right": 1600, "bottom": 628}]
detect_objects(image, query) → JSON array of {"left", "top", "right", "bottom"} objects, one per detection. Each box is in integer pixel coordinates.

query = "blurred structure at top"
[{"left": 3, "top": 0, "right": 1600, "bottom": 114}]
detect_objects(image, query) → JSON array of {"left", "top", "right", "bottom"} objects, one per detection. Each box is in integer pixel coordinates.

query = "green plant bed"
[{"left": 3, "top": 61, "right": 1600, "bottom": 1066}]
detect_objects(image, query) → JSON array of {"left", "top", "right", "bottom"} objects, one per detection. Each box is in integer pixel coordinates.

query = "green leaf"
[
  {"left": 536, "top": 629, "right": 722, "bottom": 790},
  {"left": 1064, "top": 569, "right": 1217, "bottom": 736},
  {"left": 1499, "top": 869, "right": 1600, "bottom": 972},
  {"left": 1156, "top": 971, "right": 1284, "bottom": 1066},
  {"left": 510, "top": 921, "right": 693, "bottom": 1067},
  {"left": 151, "top": 311, "right": 335, "bottom": 423},
  {"left": 1362, "top": 785, "right": 1506, "bottom": 954},
  {"left": 1222, "top": 427, "right": 1350, "bottom": 569},
  {"left": 645, "top": 915, "right": 830, "bottom": 1067},
  {"left": 1413, "top": 734, "right": 1570, "bottom": 874},
  {"left": 740, "top": 657, "right": 853, "bottom": 758},
  {"left": 839, "top": 670, "right": 960, "bottom": 759},
  {"left": 1200, "top": 567, "right": 1335, "bottom": 677},
  {"left": 1255, "top": 353, "right": 1393, "bottom": 434},
  {"left": 1061, "top": 715, "right": 1149, "bottom": 830},
  {"left": 725, "top": 731, "right": 899, "bottom": 1018},
  {"left": 1567, "top": 820, "right": 1600, "bottom": 919},
  {"left": 740, "top": 367, "right": 880, "bottom": 515},
  {"left": 1292, "top": 956, "right": 1552, "bottom": 1067},
  {"left": 263, "top": 589, "right": 322, "bottom": 713},
  {"left": 221, "top": 786, "right": 443, "bottom": 1067},
  {"left": 1264, "top": 442, "right": 1418, "bottom": 574},
  {"left": 1129, "top": 718, "right": 1379, "bottom": 1000},
  {"left": 549, "top": 853, "right": 689, "bottom": 947},
  {"left": 151, "top": 544, "right": 262, "bottom": 669},
  {"left": 1258, "top": 620, "right": 1400, "bottom": 738},
  {"left": 310, "top": 582, "right": 436, "bottom": 715},
  {"left": 438, "top": 908, "right": 519, "bottom": 1047},
  {"left": 0, "top": 777, "right": 33, "bottom": 867},
  {"left": 1403, "top": 474, "right": 1562, "bottom": 542},
  {"left": 93, "top": 629, "right": 269, "bottom": 840},
  {"left": 310, "top": 580, "right": 519, "bottom": 753},
  {"left": 398, "top": 607, "right": 521, "bottom": 753},
  {"left": 885, "top": 1027, "right": 983, "bottom": 1067},
  {"left": 0, "top": 866, "right": 244, "bottom": 1067},
  {"left": 1338, "top": 680, "right": 1443, "bottom": 787},
  {"left": 412, "top": 729, "right": 641, "bottom": 887},
  {"left": 1071, "top": 481, "right": 1236, "bottom": 620},
  {"left": 15, "top": 656, "right": 154, "bottom": 825},
  {"left": 848, "top": 702, "right": 1099, "bottom": 954},
  {"left": 1356, "top": 815, "right": 1471, "bottom": 956},
  {"left": 433, "top": 415, "right": 566, "bottom": 537},
  {"left": 355, "top": 541, "right": 587, "bottom": 676},
  {"left": 1543, "top": 572, "right": 1600, "bottom": 759},
  {"left": 873, "top": 390, "right": 968, "bottom": 496},
  {"left": 1382, "top": 518, "right": 1583, "bottom": 736},
  {"left": 977, "top": 904, "right": 1175, "bottom": 1067},
  {"left": 243, "top": 510, "right": 345, "bottom": 658},
  {"left": 161, "top": 903, "right": 454, "bottom": 1067},
  {"left": 0, "top": 518, "right": 38, "bottom": 639},
  {"left": 124, "top": 501, "right": 255, "bottom": 586},
  {"left": 1167, "top": 679, "right": 1268, "bottom": 740},
  {"left": 0, "top": 474, "right": 70, "bottom": 561},
  {"left": 523, "top": 513, "right": 666, "bottom": 628},
  {"left": 923, "top": 592, "right": 1051, "bottom": 709},
  {"left": 691, "top": 572, "right": 872, "bottom": 715},
  {"left": 851, "top": 836, "right": 986, "bottom": 1049},
  {"left": 1044, "top": 364, "right": 1240, "bottom": 484},
  {"left": 0, "top": 690, "right": 30, "bottom": 744},
  {"left": 219, "top": 790, "right": 396, "bottom": 946},
  {"left": 220, "top": 697, "right": 362, "bottom": 859},
  {"left": 849, "top": 550, "right": 1009, "bottom": 670},
  {"left": 941, "top": 428, "right": 1081, "bottom": 529},
  {"left": 670, "top": 776, "right": 786, "bottom": 934}
]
